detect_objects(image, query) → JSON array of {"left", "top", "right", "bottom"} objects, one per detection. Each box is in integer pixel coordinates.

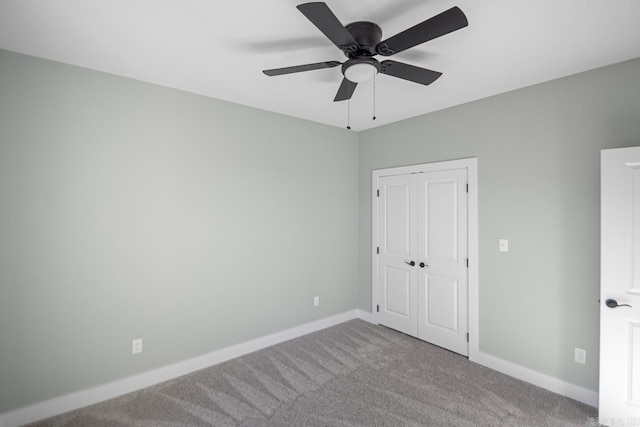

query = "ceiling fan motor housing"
[{"left": 344, "top": 21, "right": 382, "bottom": 57}]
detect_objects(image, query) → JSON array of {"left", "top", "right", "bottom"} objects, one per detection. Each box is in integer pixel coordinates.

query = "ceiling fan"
[{"left": 263, "top": 2, "right": 468, "bottom": 102}]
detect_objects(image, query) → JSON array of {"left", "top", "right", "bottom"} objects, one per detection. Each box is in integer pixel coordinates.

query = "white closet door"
[
  {"left": 417, "top": 168, "right": 469, "bottom": 356},
  {"left": 377, "top": 174, "right": 418, "bottom": 337},
  {"left": 600, "top": 147, "right": 640, "bottom": 422}
]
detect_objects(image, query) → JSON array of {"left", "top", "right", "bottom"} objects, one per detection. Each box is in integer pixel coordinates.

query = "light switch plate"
[{"left": 499, "top": 239, "right": 509, "bottom": 252}]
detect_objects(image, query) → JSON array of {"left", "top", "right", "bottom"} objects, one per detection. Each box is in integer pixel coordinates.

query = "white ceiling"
[{"left": 1, "top": 0, "right": 640, "bottom": 131}]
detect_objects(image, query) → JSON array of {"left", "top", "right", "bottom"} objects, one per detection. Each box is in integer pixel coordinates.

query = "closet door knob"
[
  {"left": 404, "top": 261, "right": 415, "bottom": 267},
  {"left": 419, "top": 262, "right": 427, "bottom": 268}
]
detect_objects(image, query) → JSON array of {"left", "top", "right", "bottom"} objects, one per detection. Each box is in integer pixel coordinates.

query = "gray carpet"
[{"left": 30, "top": 319, "right": 597, "bottom": 426}]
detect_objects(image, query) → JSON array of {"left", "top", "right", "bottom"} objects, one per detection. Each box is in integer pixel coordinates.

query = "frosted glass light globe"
[{"left": 344, "top": 63, "right": 377, "bottom": 83}]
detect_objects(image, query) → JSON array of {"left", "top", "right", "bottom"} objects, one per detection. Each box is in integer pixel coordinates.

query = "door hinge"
[
  {"left": 376, "top": 305, "right": 379, "bottom": 313},
  {"left": 466, "top": 332, "right": 469, "bottom": 342},
  {"left": 466, "top": 183, "right": 469, "bottom": 193},
  {"left": 377, "top": 189, "right": 379, "bottom": 197},
  {"left": 376, "top": 246, "right": 379, "bottom": 254},
  {"left": 466, "top": 258, "right": 469, "bottom": 268}
]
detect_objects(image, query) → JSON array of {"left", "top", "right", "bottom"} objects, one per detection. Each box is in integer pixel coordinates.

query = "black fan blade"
[
  {"left": 334, "top": 78, "right": 357, "bottom": 101},
  {"left": 297, "top": 2, "right": 359, "bottom": 53},
  {"left": 376, "top": 6, "right": 468, "bottom": 56},
  {"left": 263, "top": 61, "right": 341, "bottom": 76},
  {"left": 380, "top": 60, "right": 442, "bottom": 85}
]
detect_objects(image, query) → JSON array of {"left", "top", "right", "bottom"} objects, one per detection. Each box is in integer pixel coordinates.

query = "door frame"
[{"left": 372, "top": 158, "right": 479, "bottom": 361}]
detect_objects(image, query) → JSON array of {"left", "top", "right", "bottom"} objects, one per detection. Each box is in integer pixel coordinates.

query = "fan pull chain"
[
  {"left": 346, "top": 80, "right": 351, "bottom": 130},
  {"left": 373, "top": 71, "right": 377, "bottom": 121}
]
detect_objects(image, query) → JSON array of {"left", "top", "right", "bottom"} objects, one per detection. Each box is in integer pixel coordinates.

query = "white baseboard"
[
  {"left": 0, "top": 310, "right": 599, "bottom": 427},
  {"left": 356, "top": 308, "right": 377, "bottom": 324},
  {"left": 356, "top": 309, "right": 598, "bottom": 408},
  {"left": 473, "top": 351, "right": 599, "bottom": 408},
  {"left": 0, "top": 310, "right": 359, "bottom": 427}
]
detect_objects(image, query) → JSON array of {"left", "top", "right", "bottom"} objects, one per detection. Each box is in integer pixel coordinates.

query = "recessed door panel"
[
  {"left": 632, "top": 166, "right": 640, "bottom": 293},
  {"left": 631, "top": 323, "right": 640, "bottom": 404},
  {"left": 425, "top": 180, "right": 458, "bottom": 261},
  {"left": 426, "top": 274, "right": 458, "bottom": 332},
  {"left": 385, "top": 267, "right": 410, "bottom": 317},
  {"left": 386, "top": 184, "right": 411, "bottom": 256}
]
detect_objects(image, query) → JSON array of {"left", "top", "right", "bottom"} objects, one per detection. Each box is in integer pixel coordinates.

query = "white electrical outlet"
[
  {"left": 499, "top": 239, "right": 509, "bottom": 252},
  {"left": 132, "top": 338, "right": 143, "bottom": 355},
  {"left": 574, "top": 347, "right": 586, "bottom": 364},
  {"left": 314, "top": 296, "right": 320, "bottom": 307}
]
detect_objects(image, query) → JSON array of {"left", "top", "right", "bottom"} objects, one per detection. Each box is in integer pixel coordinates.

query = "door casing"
[{"left": 372, "top": 158, "right": 479, "bottom": 361}]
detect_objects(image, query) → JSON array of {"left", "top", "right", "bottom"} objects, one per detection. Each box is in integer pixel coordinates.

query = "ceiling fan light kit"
[
  {"left": 343, "top": 57, "right": 379, "bottom": 83},
  {"left": 263, "top": 2, "right": 468, "bottom": 126}
]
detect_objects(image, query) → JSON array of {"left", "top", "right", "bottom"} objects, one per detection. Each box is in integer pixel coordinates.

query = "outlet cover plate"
[{"left": 132, "top": 338, "right": 143, "bottom": 355}]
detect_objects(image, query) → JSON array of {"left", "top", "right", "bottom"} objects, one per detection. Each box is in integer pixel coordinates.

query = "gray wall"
[
  {"left": 0, "top": 49, "right": 358, "bottom": 412},
  {"left": 358, "top": 57, "right": 640, "bottom": 392},
  {"left": 3, "top": 45, "right": 640, "bottom": 414}
]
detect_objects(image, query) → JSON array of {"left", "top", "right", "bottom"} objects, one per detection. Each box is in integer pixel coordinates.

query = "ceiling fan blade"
[
  {"left": 263, "top": 61, "right": 341, "bottom": 76},
  {"left": 334, "top": 78, "right": 357, "bottom": 101},
  {"left": 380, "top": 60, "right": 442, "bottom": 85},
  {"left": 297, "top": 2, "right": 359, "bottom": 54},
  {"left": 376, "top": 6, "right": 468, "bottom": 56}
]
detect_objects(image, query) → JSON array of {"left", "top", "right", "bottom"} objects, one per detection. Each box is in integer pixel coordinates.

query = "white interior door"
[
  {"left": 600, "top": 147, "right": 640, "bottom": 423},
  {"left": 376, "top": 174, "right": 418, "bottom": 336},
  {"left": 417, "top": 169, "right": 468, "bottom": 356}
]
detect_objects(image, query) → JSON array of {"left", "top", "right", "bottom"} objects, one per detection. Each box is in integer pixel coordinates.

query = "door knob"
[
  {"left": 605, "top": 299, "right": 632, "bottom": 308},
  {"left": 419, "top": 262, "right": 427, "bottom": 268},
  {"left": 404, "top": 261, "right": 415, "bottom": 266}
]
